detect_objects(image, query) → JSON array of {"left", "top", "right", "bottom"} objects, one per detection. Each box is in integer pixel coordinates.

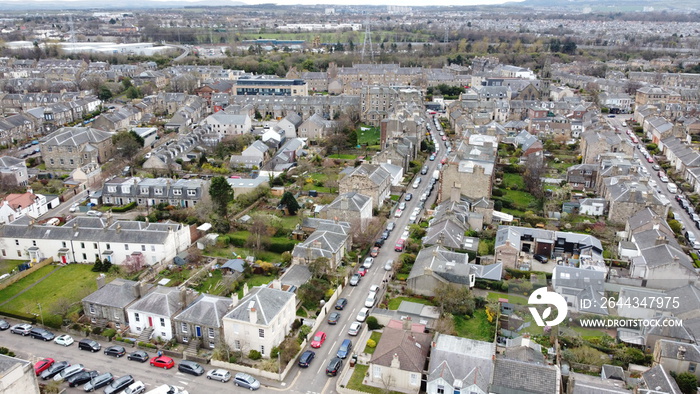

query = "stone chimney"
[
  {"left": 341, "top": 195, "right": 348, "bottom": 210},
  {"left": 248, "top": 301, "right": 257, "bottom": 324},
  {"left": 230, "top": 292, "right": 239, "bottom": 308},
  {"left": 678, "top": 346, "right": 687, "bottom": 359},
  {"left": 242, "top": 282, "right": 249, "bottom": 297},
  {"left": 132, "top": 281, "right": 141, "bottom": 298},
  {"left": 450, "top": 184, "right": 461, "bottom": 203},
  {"left": 655, "top": 236, "right": 668, "bottom": 246},
  {"left": 390, "top": 353, "right": 400, "bottom": 369},
  {"left": 96, "top": 274, "right": 106, "bottom": 289},
  {"left": 116, "top": 223, "right": 121, "bottom": 233}
]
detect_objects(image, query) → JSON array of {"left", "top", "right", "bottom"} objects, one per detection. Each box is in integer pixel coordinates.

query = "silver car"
[
  {"left": 233, "top": 373, "right": 260, "bottom": 390},
  {"left": 206, "top": 369, "right": 231, "bottom": 383},
  {"left": 348, "top": 322, "right": 362, "bottom": 336}
]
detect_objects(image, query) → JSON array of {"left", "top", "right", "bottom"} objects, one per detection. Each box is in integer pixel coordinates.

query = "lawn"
[
  {"left": 387, "top": 296, "right": 434, "bottom": 310},
  {"left": 357, "top": 126, "right": 380, "bottom": 145},
  {"left": 346, "top": 364, "right": 405, "bottom": 394},
  {"left": 364, "top": 331, "right": 383, "bottom": 354},
  {"left": 502, "top": 173, "right": 525, "bottom": 189},
  {"left": 236, "top": 274, "right": 274, "bottom": 298},
  {"left": 0, "top": 264, "right": 101, "bottom": 328},
  {"left": 194, "top": 269, "right": 224, "bottom": 294},
  {"left": 328, "top": 154, "right": 357, "bottom": 160},
  {"left": 453, "top": 310, "right": 496, "bottom": 342},
  {"left": 501, "top": 189, "right": 537, "bottom": 211},
  {"left": 486, "top": 292, "right": 529, "bottom": 305},
  {"left": 0, "top": 259, "right": 28, "bottom": 276},
  {"left": 0, "top": 265, "right": 56, "bottom": 303}
]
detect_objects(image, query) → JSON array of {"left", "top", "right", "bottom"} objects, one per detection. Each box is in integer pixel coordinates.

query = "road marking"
[
  {"left": 340, "top": 323, "right": 347, "bottom": 333},
  {"left": 316, "top": 362, "right": 325, "bottom": 375},
  {"left": 321, "top": 376, "right": 333, "bottom": 394},
  {"left": 330, "top": 339, "right": 337, "bottom": 351}
]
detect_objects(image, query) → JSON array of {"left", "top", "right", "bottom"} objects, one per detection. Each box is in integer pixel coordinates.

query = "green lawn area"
[
  {"left": 501, "top": 189, "right": 537, "bottom": 211},
  {"left": 453, "top": 310, "right": 496, "bottom": 342},
  {"left": 156, "top": 268, "right": 192, "bottom": 287},
  {"left": 346, "top": 364, "right": 404, "bottom": 394},
  {"left": 486, "top": 292, "right": 529, "bottom": 305},
  {"left": 357, "top": 126, "right": 380, "bottom": 145},
  {"left": 236, "top": 274, "right": 274, "bottom": 298},
  {"left": 0, "top": 259, "right": 28, "bottom": 276},
  {"left": 502, "top": 173, "right": 525, "bottom": 189},
  {"left": 194, "top": 269, "right": 224, "bottom": 294},
  {"left": 387, "top": 297, "right": 434, "bottom": 310},
  {"left": 328, "top": 154, "right": 357, "bottom": 160},
  {"left": 570, "top": 325, "right": 607, "bottom": 337},
  {"left": 364, "top": 331, "right": 383, "bottom": 354},
  {"left": 0, "top": 264, "right": 102, "bottom": 327},
  {"left": 302, "top": 184, "right": 333, "bottom": 193}
]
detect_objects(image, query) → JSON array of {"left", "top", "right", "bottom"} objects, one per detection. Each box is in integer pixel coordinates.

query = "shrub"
[
  {"left": 270, "top": 347, "right": 280, "bottom": 359},
  {"left": 248, "top": 350, "right": 262, "bottom": 360},
  {"left": 92, "top": 326, "right": 103, "bottom": 335},
  {"left": 102, "top": 328, "right": 117, "bottom": 339},
  {"left": 298, "top": 325, "right": 312, "bottom": 342},
  {"left": 137, "top": 341, "right": 157, "bottom": 349},
  {"left": 0, "top": 347, "right": 15, "bottom": 357},
  {"left": 111, "top": 202, "right": 137, "bottom": 212},
  {"left": 366, "top": 316, "right": 381, "bottom": 330},
  {"left": 366, "top": 339, "right": 377, "bottom": 348}
]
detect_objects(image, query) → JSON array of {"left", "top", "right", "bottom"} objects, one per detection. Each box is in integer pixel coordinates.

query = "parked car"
[
  {"left": 384, "top": 260, "right": 394, "bottom": 271},
  {"left": 69, "top": 203, "right": 80, "bottom": 212},
  {"left": 297, "top": 350, "right": 315, "bottom": 368},
  {"left": 233, "top": 373, "right": 260, "bottom": 390},
  {"left": 10, "top": 323, "right": 32, "bottom": 336},
  {"left": 150, "top": 356, "right": 175, "bottom": 369},
  {"left": 104, "top": 374, "right": 134, "bottom": 394},
  {"left": 349, "top": 274, "right": 361, "bottom": 286},
  {"left": 67, "top": 370, "right": 98, "bottom": 388},
  {"left": 54, "top": 334, "right": 74, "bottom": 346},
  {"left": 326, "top": 357, "right": 343, "bottom": 376},
  {"left": 394, "top": 239, "right": 405, "bottom": 252},
  {"left": 363, "top": 257, "right": 374, "bottom": 268},
  {"left": 54, "top": 363, "right": 85, "bottom": 382},
  {"left": 83, "top": 372, "right": 114, "bottom": 392},
  {"left": 358, "top": 267, "right": 368, "bottom": 276},
  {"left": 533, "top": 254, "right": 549, "bottom": 263},
  {"left": 374, "top": 238, "right": 384, "bottom": 247},
  {"left": 370, "top": 247, "right": 380, "bottom": 257},
  {"left": 365, "top": 294, "right": 377, "bottom": 308},
  {"left": 40, "top": 361, "right": 69, "bottom": 380},
  {"left": 86, "top": 210, "right": 103, "bottom": 217},
  {"left": 348, "top": 322, "right": 362, "bottom": 336},
  {"left": 404, "top": 193, "right": 412, "bottom": 201},
  {"left": 104, "top": 345, "right": 126, "bottom": 358},
  {"left": 78, "top": 339, "right": 101, "bottom": 352},
  {"left": 178, "top": 360, "right": 205, "bottom": 376},
  {"left": 127, "top": 351, "right": 149, "bottom": 362},
  {"left": 310, "top": 331, "right": 327, "bottom": 348},
  {"left": 34, "top": 358, "right": 54, "bottom": 376},
  {"left": 327, "top": 312, "right": 341, "bottom": 325},
  {"left": 356, "top": 307, "right": 370, "bottom": 322},
  {"left": 206, "top": 369, "right": 231, "bottom": 382},
  {"left": 29, "top": 327, "right": 55, "bottom": 341},
  {"left": 386, "top": 222, "right": 396, "bottom": 231},
  {"left": 335, "top": 298, "right": 348, "bottom": 310},
  {"left": 380, "top": 230, "right": 390, "bottom": 240},
  {"left": 336, "top": 339, "right": 353, "bottom": 359},
  {"left": 124, "top": 381, "right": 146, "bottom": 394},
  {"left": 0, "top": 319, "right": 9, "bottom": 330}
]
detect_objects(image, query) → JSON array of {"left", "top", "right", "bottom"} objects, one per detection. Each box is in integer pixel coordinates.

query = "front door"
[
  {"left": 148, "top": 316, "right": 153, "bottom": 327},
  {"left": 61, "top": 255, "right": 66, "bottom": 264},
  {"left": 195, "top": 326, "right": 202, "bottom": 338}
]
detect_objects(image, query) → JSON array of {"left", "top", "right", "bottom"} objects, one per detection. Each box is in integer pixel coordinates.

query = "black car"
[
  {"left": 0, "top": 319, "right": 9, "bottom": 330},
  {"left": 78, "top": 339, "right": 101, "bottom": 352},
  {"left": 327, "top": 312, "right": 341, "bottom": 325},
  {"left": 39, "top": 361, "right": 69, "bottom": 380},
  {"left": 29, "top": 327, "right": 55, "bottom": 341},
  {"left": 178, "top": 360, "right": 205, "bottom": 376},
  {"left": 374, "top": 238, "right": 385, "bottom": 247},
  {"left": 127, "top": 350, "right": 149, "bottom": 362},
  {"left": 533, "top": 254, "right": 549, "bottom": 263},
  {"left": 83, "top": 372, "right": 113, "bottom": 392},
  {"left": 326, "top": 357, "right": 343, "bottom": 376},
  {"left": 67, "top": 370, "right": 98, "bottom": 388},
  {"left": 104, "top": 345, "right": 126, "bottom": 358},
  {"left": 381, "top": 230, "right": 390, "bottom": 240},
  {"left": 104, "top": 375, "right": 134, "bottom": 394},
  {"left": 298, "top": 350, "right": 315, "bottom": 368},
  {"left": 335, "top": 298, "right": 348, "bottom": 310}
]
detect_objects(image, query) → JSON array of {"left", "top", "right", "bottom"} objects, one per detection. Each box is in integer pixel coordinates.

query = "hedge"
[{"left": 111, "top": 202, "right": 137, "bottom": 213}]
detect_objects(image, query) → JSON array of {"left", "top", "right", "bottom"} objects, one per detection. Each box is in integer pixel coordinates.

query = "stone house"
[
  {"left": 654, "top": 340, "right": 700, "bottom": 382},
  {"left": 40, "top": 127, "right": 114, "bottom": 171},
  {"left": 566, "top": 164, "right": 599, "bottom": 191},
  {"left": 173, "top": 294, "right": 233, "bottom": 349},
  {"left": 291, "top": 222, "right": 351, "bottom": 269},
  {"left": 82, "top": 278, "right": 151, "bottom": 328},
  {"left": 580, "top": 130, "right": 634, "bottom": 165},
  {"left": 319, "top": 192, "right": 373, "bottom": 231},
  {"left": 604, "top": 181, "right": 669, "bottom": 223},
  {"left": 427, "top": 335, "right": 495, "bottom": 394},
  {"left": 338, "top": 164, "right": 391, "bottom": 210},
  {"left": 440, "top": 135, "right": 497, "bottom": 202},
  {"left": 297, "top": 113, "right": 336, "bottom": 143},
  {"left": 0, "top": 157, "right": 29, "bottom": 188},
  {"left": 368, "top": 326, "right": 432, "bottom": 394}
]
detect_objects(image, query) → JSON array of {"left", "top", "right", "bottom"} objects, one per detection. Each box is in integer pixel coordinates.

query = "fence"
[{"left": 0, "top": 257, "right": 54, "bottom": 292}]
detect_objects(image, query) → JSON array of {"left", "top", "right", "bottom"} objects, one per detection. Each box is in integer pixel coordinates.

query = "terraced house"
[
  {"left": 40, "top": 127, "right": 114, "bottom": 171},
  {"left": 101, "top": 177, "right": 207, "bottom": 208}
]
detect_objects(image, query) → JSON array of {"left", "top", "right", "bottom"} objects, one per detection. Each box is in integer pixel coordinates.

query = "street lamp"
[{"left": 36, "top": 303, "right": 44, "bottom": 326}]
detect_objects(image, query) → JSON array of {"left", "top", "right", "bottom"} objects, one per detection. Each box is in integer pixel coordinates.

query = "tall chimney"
[
  {"left": 248, "top": 301, "right": 257, "bottom": 324},
  {"left": 96, "top": 274, "right": 106, "bottom": 289}
]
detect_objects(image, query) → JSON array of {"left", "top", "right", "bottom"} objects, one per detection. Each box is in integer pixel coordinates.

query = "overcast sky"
[{"left": 5, "top": 0, "right": 520, "bottom": 5}]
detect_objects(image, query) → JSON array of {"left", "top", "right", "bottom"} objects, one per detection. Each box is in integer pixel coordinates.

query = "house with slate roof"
[
  {"left": 567, "top": 371, "right": 632, "bottom": 393},
  {"left": 173, "top": 294, "right": 233, "bottom": 349},
  {"left": 201, "top": 112, "right": 252, "bottom": 135},
  {"left": 552, "top": 265, "right": 607, "bottom": 315},
  {"left": 640, "top": 365, "right": 682, "bottom": 394},
  {"left": 368, "top": 326, "right": 432, "bottom": 394},
  {"left": 0, "top": 353, "right": 39, "bottom": 394},
  {"left": 654, "top": 339, "right": 700, "bottom": 382},
  {"left": 40, "top": 127, "right": 114, "bottom": 171},
  {"left": 627, "top": 227, "right": 697, "bottom": 290},
  {"left": 426, "top": 334, "right": 494, "bottom": 394},
  {"left": 222, "top": 286, "right": 296, "bottom": 358},
  {"left": 490, "top": 349, "right": 560, "bottom": 393},
  {"left": 319, "top": 192, "right": 372, "bottom": 231},
  {"left": 291, "top": 222, "right": 351, "bottom": 269},
  {"left": 127, "top": 286, "right": 196, "bottom": 340},
  {"left": 580, "top": 129, "right": 634, "bottom": 165},
  {"left": 339, "top": 164, "right": 392, "bottom": 210},
  {"left": 0, "top": 156, "right": 28, "bottom": 187},
  {"left": 82, "top": 278, "right": 151, "bottom": 328}
]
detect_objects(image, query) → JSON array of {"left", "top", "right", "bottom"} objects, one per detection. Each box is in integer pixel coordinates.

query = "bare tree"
[
  {"left": 380, "top": 372, "right": 396, "bottom": 394},
  {"left": 523, "top": 157, "right": 547, "bottom": 201},
  {"left": 123, "top": 253, "right": 147, "bottom": 274},
  {"left": 308, "top": 257, "right": 330, "bottom": 279},
  {"left": 247, "top": 217, "right": 269, "bottom": 251},
  {"left": 351, "top": 218, "right": 383, "bottom": 251}
]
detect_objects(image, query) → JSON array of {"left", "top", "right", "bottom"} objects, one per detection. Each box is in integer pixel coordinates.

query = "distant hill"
[{"left": 0, "top": 0, "right": 246, "bottom": 11}]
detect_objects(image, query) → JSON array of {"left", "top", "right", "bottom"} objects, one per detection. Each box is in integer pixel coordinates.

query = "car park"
[
  {"left": 358, "top": 267, "right": 368, "bottom": 276},
  {"left": 356, "top": 307, "right": 370, "bottom": 322},
  {"left": 335, "top": 298, "right": 348, "bottom": 310},
  {"left": 104, "top": 345, "right": 126, "bottom": 357},
  {"left": 297, "top": 350, "right": 315, "bottom": 368},
  {"left": 40, "top": 361, "right": 70, "bottom": 380},
  {"left": 328, "top": 312, "right": 341, "bottom": 325},
  {"left": 10, "top": 323, "right": 32, "bottom": 335},
  {"left": 337, "top": 339, "right": 353, "bottom": 359},
  {"left": 54, "top": 334, "right": 74, "bottom": 346},
  {"left": 233, "top": 373, "right": 261, "bottom": 390},
  {"left": 311, "top": 331, "right": 327, "bottom": 348},
  {"left": 348, "top": 322, "right": 362, "bottom": 336},
  {"left": 178, "top": 360, "right": 205, "bottom": 376},
  {"left": 54, "top": 363, "right": 85, "bottom": 382},
  {"left": 326, "top": 357, "right": 343, "bottom": 376},
  {"left": 127, "top": 350, "right": 149, "bottom": 362},
  {"left": 349, "top": 274, "right": 361, "bottom": 285},
  {"left": 150, "top": 355, "right": 175, "bottom": 369},
  {"left": 67, "top": 370, "right": 98, "bottom": 388},
  {"left": 29, "top": 327, "right": 55, "bottom": 341},
  {"left": 78, "top": 339, "right": 101, "bottom": 352},
  {"left": 34, "top": 358, "right": 54, "bottom": 376},
  {"left": 83, "top": 372, "right": 114, "bottom": 392},
  {"left": 384, "top": 259, "right": 394, "bottom": 271},
  {"left": 206, "top": 369, "right": 231, "bottom": 382},
  {"left": 363, "top": 257, "right": 374, "bottom": 268},
  {"left": 124, "top": 380, "right": 147, "bottom": 394}
]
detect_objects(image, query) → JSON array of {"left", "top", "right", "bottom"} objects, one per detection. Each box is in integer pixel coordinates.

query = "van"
[
  {"left": 78, "top": 338, "right": 101, "bottom": 352},
  {"left": 667, "top": 183, "right": 678, "bottom": 193}
]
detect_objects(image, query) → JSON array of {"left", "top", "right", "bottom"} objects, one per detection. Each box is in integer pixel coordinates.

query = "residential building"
[
  {"left": 552, "top": 265, "right": 607, "bottom": 315},
  {"left": 40, "top": 127, "right": 114, "bottom": 171},
  {"left": 201, "top": 112, "right": 252, "bottom": 135},
  {"left": 174, "top": 294, "right": 233, "bottom": 349},
  {"left": 567, "top": 372, "right": 632, "bottom": 393},
  {"left": 0, "top": 190, "right": 58, "bottom": 224},
  {"left": 368, "top": 326, "right": 432, "bottom": 394},
  {"left": 440, "top": 135, "right": 497, "bottom": 202},
  {"left": 426, "top": 334, "right": 495, "bottom": 394},
  {"left": 82, "top": 278, "right": 151, "bottom": 328},
  {"left": 566, "top": 164, "right": 598, "bottom": 191},
  {"left": 654, "top": 339, "right": 700, "bottom": 382},
  {"left": 127, "top": 286, "right": 195, "bottom": 340},
  {"left": 639, "top": 365, "right": 682, "bottom": 394},
  {"left": 490, "top": 343, "right": 560, "bottom": 394},
  {"left": 291, "top": 221, "right": 351, "bottom": 269},
  {"left": 0, "top": 156, "right": 28, "bottom": 187},
  {"left": 233, "top": 76, "right": 308, "bottom": 96},
  {"left": 101, "top": 177, "right": 207, "bottom": 208},
  {"left": 0, "top": 354, "right": 40, "bottom": 394},
  {"left": 222, "top": 286, "right": 296, "bottom": 358},
  {"left": 319, "top": 192, "right": 373, "bottom": 231},
  {"left": 339, "top": 164, "right": 391, "bottom": 210},
  {"left": 580, "top": 130, "right": 634, "bottom": 165},
  {"left": 297, "top": 113, "right": 337, "bottom": 142}
]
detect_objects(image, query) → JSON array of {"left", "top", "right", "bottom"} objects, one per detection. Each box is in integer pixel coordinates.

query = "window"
[
  {"left": 410, "top": 373, "right": 419, "bottom": 386},
  {"left": 437, "top": 386, "right": 445, "bottom": 394},
  {"left": 208, "top": 328, "right": 215, "bottom": 338},
  {"left": 373, "top": 365, "right": 382, "bottom": 378},
  {"left": 81, "top": 242, "right": 85, "bottom": 249},
  {"left": 161, "top": 332, "right": 166, "bottom": 337},
  {"left": 62, "top": 242, "right": 67, "bottom": 248},
  {"left": 1, "top": 250, "right": 5, "bottom": 257},
  {"left": 259, "top": 329, "right": 264, "bottom": 338},
  {"left": 134, "top": 313, "right": 140, "bottom": 322},
  {"left": 260, "top": 345, "right": 265, "bottom": 355},
  {"left": 187, "top": 190, "right": 196, "bottom": 196},
  {"left": 181, "top": 323, "right": 188, "bottom": 333},
  {"left": 209, "top": 341, "right": 215, "bottom": 349},
  {"left": 151, "top": 245, "right": 155, "bottom": 252},
  {"left": 70, "top": 159, "right": 74, "bottom": 165},
  {"left": 108, "top": 186, "right": 116, "bottom": 193},
  {"left": 59, "top": 159, "right": 64, "bottom": 165},
  {"left": 141, "top": 245, "right": 146, "bottom": 252},
  {"left": 183, "top": 337, "right": 189, "bottom": 343},
  {"left": 140, "top": 188, "right": 149, "bottom": 194},
  {"left": 173, "top": 189, "right": 182, "bottom": 195},
  {"left": 160, "top": 318, "right": 165, "bottom": 327},
  {"left": 154, "top": 188, "right": 163, "bottom": 195},
  {"left": 234, "top": 340, "right": 241, "bottom": 350},
  {"left": 82, "top": 253, "right": 87, "bottom": 260},
  {"left": 17, "top": 250, "right": 22, "bottom": 257},
  {"left": 114, "top": 311, "right": 120, "bottom": 320},
  {"left": 93, "top": 243, "right": 98, "bottom": 249},
  {"left": 125, "top": 244, "right": 129, "bottom": 251},
  {"left": 106, "top": 244, "right": 111, "bottom": 250},
  {"left": 89, "top": 304, "right": 95, "bottom": 314},
  {"left": 690, "top": 363, "right": 697, "bottom": 373}
]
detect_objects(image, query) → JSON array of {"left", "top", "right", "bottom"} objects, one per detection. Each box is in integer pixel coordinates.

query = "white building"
[
  {"left": 126, "top": 286, "right": 193, "bottom": 340},
  {"left": 0, "top": 190, "right": 58, "bottom": 225},
  {"left": 201, "top": 113, "right": 252, "bottom": 135}
]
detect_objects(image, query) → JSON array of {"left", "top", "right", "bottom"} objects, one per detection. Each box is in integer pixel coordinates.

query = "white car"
[
  {"left": 398, "top": 202, "right": 406, "bottom": 210},
  {"left": 206, "top": 369, "right": 232, "bottom": 383},
  {"left": 384, "top": 260, "right": 394, "bottom": 271},
  {"left": 86, "top": 210, "right": 103, "bottom": 217},
  {"left": 409, "top": 212, "right": 418, "bottom": 223},
  {"left": 54, "top": 334, "right": 74, "bottom": 346},
  {"left": 363, "top": 257, "right": 374, "bottom": 269},
  {"left": 356, "top": 307, "right": 370, "bottom": 322},
  {"left": 125, "top": 381, "right": 146, "bottom": 394},
  {"left": 348, "top": 322, "right": 362, "bottom": 336},
  {"left": 394, "top": 209, "right": 403, "bottom": 218},
  {"left": 369, "top": 285, "right": 380, "bottom": 295},
  {"left": 69, "top": 203, "right": 79, "bottom": 213},
  {"left": 365, "top": 294, "right": 376, "bottom": 308}
]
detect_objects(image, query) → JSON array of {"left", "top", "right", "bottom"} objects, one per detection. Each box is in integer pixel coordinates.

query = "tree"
[
  {"left": 279, "top": 191, "right": 300, "bottom": 215},
  {"left": 98, "top": 85, "right": 113, "bottom": 101},
  {"left": 112, "top": 131, "right": 143, "bottom": 160},
  {"left": 209, "top": 176, "right": 233, "bottom": 216},
  {"left": 102, "top": 258, "right": 112, "bottom": 273},
  {"left": 433, "top": 283, "right": 475, "bottom": 316},
  {"left": 247, "top": 217, "right": 269, "bottom": 252},
  {"left": 674, "top": 372, "right": 698, "bottom": 394},
  {"left": 308, "top": 257, "right": 330, "bottom": 279},
  {"left": 91, "top": 256, "right": 103, "bottom": 272},
  {"left": 123, "top": 253, "right": 146, "bottom": 274},
  {"left": 125, "top": 86, "right": 141, "bottom": 99},
  {"left": 278, "top": 336, "right": 301, "bottom": 365},
  {"left": 523, "top": 156, "right": 547, "bottom": 203}
]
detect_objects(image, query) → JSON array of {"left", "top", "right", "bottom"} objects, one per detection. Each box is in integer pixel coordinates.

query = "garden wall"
[{"left": 0, "top": 257, "right": 54, "bottom": 292}]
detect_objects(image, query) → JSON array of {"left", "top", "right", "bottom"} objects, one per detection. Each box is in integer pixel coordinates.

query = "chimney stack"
[
  {"left": 248, "top": 301, "right": 257, "bottom": 324},
  {"left": 230, "top": 292, "right": 239, "bottom": 308},
  {"left": 96, "top": 274, "right": 106, "bottom": 289},
  {"left": 390, "top": 353, "right": 400, "bottom": 369}
]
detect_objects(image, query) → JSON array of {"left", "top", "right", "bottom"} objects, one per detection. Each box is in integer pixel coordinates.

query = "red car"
[
  {"left": 358, "top": 267, "right": 368, "bottom": 276},
  {"left": 370, "top": 247, "right": 380, "bottom": 257},
  {"left": 310, "top": 331, "right": 327, "bottom": 348},
  {"left": 150, "top": 356, "right": 175, "bottom": 369},
  {"left": 34, "top": 358, "right": 54, "bottom": 376}
]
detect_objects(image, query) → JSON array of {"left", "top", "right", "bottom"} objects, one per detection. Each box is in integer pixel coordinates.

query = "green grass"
[
  {"left": 570, "top": 326, "right": 607, "bottom": 337},
  {"left": 501, "top": 189, "right": 537, "bottom": 211},
  {"left": 486, "top": 292, "right": 529, "bottom": 305},
  {"left": 357, "top": 126, "right": 380, "bottom": 145},
  {"left": 346, "top": 364, "right": 404, "bottom": 394},
  {"left": 328, "top": 154, "right": 357, "bottom": 160},
  {"left": 453, "top": 310, "right": 496, "bottom": 342},
  {"left": 194, "top": 269, "right": 223, "bottom": 294},
  {"left": 236, "top": 275, "right": 274, "bottom": 298},
  {"left": 502, "top": 173, "right": 525, "bottom": 189},
  {"left": 0, "top": 265, "right": 56, "bottom": 302},
  {"left": 302, "top": 184, "right": 333, "bottom": 193},
  {"left": 387, "top": 297, "right": 434, "bottom": 310},
  {"left": 364, "top": 331, "right": 382, "bottom": 354},
  {"left": 0, "top": 259, "right": 28, "bottom": 276}
]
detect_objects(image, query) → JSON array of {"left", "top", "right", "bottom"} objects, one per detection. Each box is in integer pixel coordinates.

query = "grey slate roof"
[
  {"left": 279, "top": 264, "right": 312, "bottom": 288},
  {"left": 224, "top": 286, "right": 294, "bottom": 326},
  {"left": 323, "top": 192, "right": 371, "bottom": 212},
  {"left": 0, "top": 354, "right": 31, "bottom": 375},
  {"left": 490, "top": 357, "right": 559, "bottom": 394},
  {"left": 174, "top": 294, "right": 232, "bottom": 328},
  {"left": 409, "top": 245, "right": 502, "bottom": 284},
  {"left": 128, "top": 286, "right": 183, "bottom": 317},
  {"left": 222, "top": 259, "right": 245, "bottom": 273},
  {"left": 41, "top": 126, "right": 112, "bottom": 146},
  {"left": 428, "top": 334, "right": 494, "bottom": 394},
  {"left": 82, "top": 278, "right": 143, "bottom": 309},
  {"left": 656, "top": 339, "right": 700, "bottom": 363},
  {"left": 370, "top": 327, "right": 432, "bottom": 373},
  {"left": 641, "top": 365, "right": 682, "bottom": 394},
  {"left": 570, "top": 372, "right": 632, "bottom": 394}
]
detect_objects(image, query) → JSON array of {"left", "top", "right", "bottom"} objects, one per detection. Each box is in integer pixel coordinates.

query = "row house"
[
  {"left": 132, "top": 70, "right": 168, "bottom": 89},
  {"left": 580, "top": 129, "right": 634, "bottom": 164},
  {"left": 40, "top": 127, "right": 114, "bottom": 171},
  {"left": 228, "top": 95, "right": 360, "bottom": 123},
  {"left": 174, "top": 294, "right": 232, "bottom": 349},
  {"left": 0, "top": 112, "right": 41, "bottom": 146},
  {"left": 636, "top": 86, "right": 681, "bottom": 106},
  {"left": 604, "top": 179, "right": 669, "bottom": 223},
  {"left": 102, "top": 177, "right": 207, "bottom": 208},
  {"left": 93, "top": 106, "right": 142, "bottom": 132},
  {"left": 0, "top": 156, "right": 28, "bottom": 187},
  {"left": 643, "top": 116, "right": 677, "bottom": 148},
  {"left": 297, "top": 113, "right": 338, "bottom": 143},
  {"left": 661, "top": 137, "right": 700, "bottom": 176},
  {"left": 0, "top": 218, "right": 192, "bottom": 265},
  {"left": 566, "top": 164, "right": 598, "bottom": 191},
  {"left": 0, "top": 190, "right": 58, "bottom": 225},
  {"left": 440, "top": 135, "right": 497, "bottom": 202}
]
